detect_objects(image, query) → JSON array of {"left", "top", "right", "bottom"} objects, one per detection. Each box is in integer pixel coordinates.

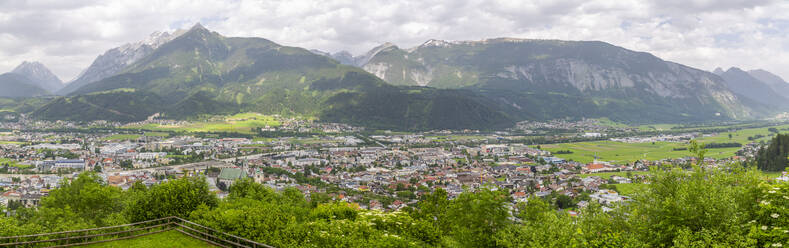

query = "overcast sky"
[{"left": 0, "top": 0, "right": 787, "bottom": 82}]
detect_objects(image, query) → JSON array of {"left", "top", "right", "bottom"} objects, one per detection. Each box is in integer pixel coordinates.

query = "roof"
[
  {"left": 218, "top": 168, "right": 247, "bottom": 180},
  {"left": 586, "top": 163, "right": 605, "bottom": 170}
]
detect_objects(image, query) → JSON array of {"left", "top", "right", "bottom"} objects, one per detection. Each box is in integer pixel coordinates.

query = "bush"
[{"left": 126, "top": 176, "right": 217, "bottom": 222}]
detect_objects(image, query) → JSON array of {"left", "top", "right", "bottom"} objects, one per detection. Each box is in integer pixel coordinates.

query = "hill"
[
  {"left": 747, "top": 69, "right": 789, "bottom": 99},
  {"left": 354, "top": 38, "right": 763, "bottom": 123},
  {"left": 0, "top": 73, "right": 50, "bottom": 98},
  {"left": 717, "top": 67, "right": 789, "bottom": 108},
  {"left": 35, "top": 24, "right": 510, "bottom": 130}
]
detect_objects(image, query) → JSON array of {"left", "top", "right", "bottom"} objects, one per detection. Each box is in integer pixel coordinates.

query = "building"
[
  {"left": 54, "top": 160, "right": 86, "bottom": 170},
  {"left": 217, "top": 168, "right": 248, "bottom": 188},
  {"left": 542, "top": 157, "right": 566, "bottom": 164}
]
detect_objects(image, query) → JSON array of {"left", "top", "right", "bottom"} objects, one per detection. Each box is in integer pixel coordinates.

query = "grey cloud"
[{"left": 0, "top": 0, "right": 786, "bottom": 81}]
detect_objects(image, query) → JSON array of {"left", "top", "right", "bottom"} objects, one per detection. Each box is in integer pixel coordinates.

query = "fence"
[{"left": 0, "top": 216, "right": 274, "bottom": 248}]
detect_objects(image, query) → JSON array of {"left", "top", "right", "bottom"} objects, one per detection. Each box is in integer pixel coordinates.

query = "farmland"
[
  {"left": 125, "top": 113, "right": 282, "bottom": 134},
  {"left": 538, "top": 124, "right": 789, "bottom": 163}
]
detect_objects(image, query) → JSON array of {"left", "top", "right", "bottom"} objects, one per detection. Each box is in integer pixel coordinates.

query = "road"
[{"left": 0, "top": 152, "right": 284, "bottom": 178}]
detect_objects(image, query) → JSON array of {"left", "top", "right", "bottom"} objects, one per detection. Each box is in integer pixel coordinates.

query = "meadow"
[
  {"left": 126, "top": 113, "right": 281, "bottom": 134},
  {"left": 579, "top": 171, "right": 650, "bottom": 179},
  {"left": 0, "top": 158, "right": 28, "bottom": 168},
  {"left": 538, "top": 124, "right": 789, "bottom": 163},
  {"left": 78, "top": 230, "right": 215, "bottom": 248},
  {"left": 102, "top": 134, "right": 142, "bottom": 141}
]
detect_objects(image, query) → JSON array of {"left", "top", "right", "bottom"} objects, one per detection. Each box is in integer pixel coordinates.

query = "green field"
[
  {"left": 0, "top": 158, "right": 29, "bottom": 168},
  {"left": 127, "top": 113, "right": 282, "bottom": 134},
  {"left": 79, "top": 230, "right": 215, "bottom": 248},
  {"left": 143, "top": 132, "right": 170, "bottom": 137},
  {"left": 613, "top": 183, "right": 648, "bottom": 195},
  {"left": 0, "top": 141, "right": 25, "bottom": 145},
  {"left": 539, "top": 125, "right": 789, "bottom": 163},
  {"left": 579, "top": 171, "right": 650, "bottom": 179},
  {"left": 103, "top": 134, "right": 142, "bottom": 141},
  {"left": 427, "top": 135, "right": 489, "bottom": 142},
  {"left": 539, "top": 141, "right": 696, "bottom": 163}
]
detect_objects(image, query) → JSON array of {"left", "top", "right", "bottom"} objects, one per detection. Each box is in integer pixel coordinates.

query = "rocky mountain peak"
[
  {"left": 58, "top": 28, "right": 186, "bottom": 95},
  {"left": 11, "top": 61, "right": 63, "bottom": 92}
]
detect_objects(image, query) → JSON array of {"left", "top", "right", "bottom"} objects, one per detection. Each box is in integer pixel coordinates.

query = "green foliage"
[
  {"left": 126, "top": 176, "right": 218, "bottom": 222},
  {"left": 443, "top": 187, "right": 510, "bottom": 247},
  {"left": 746, "top": 182, "right": 789, "bottom": 247},
  {"left": 624, "top": 164, "right": 762, "bottom": 247},
  {"left": 688, "top": 139, "right": 707, "bottom": 165},
  {"left": 80, "top": 230, "right": 215, "bottom": 248},
  {"left": 756, "top": 133, "right": 789, "bottom": 171},
  {"left": 40, "top": 172, "right": 123, "bottom": 226}
]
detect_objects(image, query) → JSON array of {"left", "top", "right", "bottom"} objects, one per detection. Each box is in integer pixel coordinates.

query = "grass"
[
  {"left": 78, "top": 230, "right": 215, "bottom": 248},
  {"left": 579, "top": 171, "right": 650, "bottom": 179},
  {"left": 538, "top": 125, "right": 789, "bottom": 164},
  {"left": 613, "top": 183, "right": 648, "bottom": 196},
  {"left": 0, "top": 141, "right": 25, "bottom": 145},
  {"left": 144, "top": 132, "right": 170, "bottom": 137},
  {"left": 127, "top": 113, "right": 282, "bottom": 134},
  {"left": 538, "top": 141, "right": 694, "bottom": 164},
  {"left": 427, "top": 135, "right": 489, "bottom": 142},
  {"left": 103, "top": 134, "right": 142, "bottom": 141},
  {"left": 0, "top": 158, "right": 29, "bottom": 168}
]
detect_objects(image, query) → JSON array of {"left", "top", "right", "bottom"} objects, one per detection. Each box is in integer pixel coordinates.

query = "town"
[{"left": 3, "top": 116, "right": 783, "bottom": 215}]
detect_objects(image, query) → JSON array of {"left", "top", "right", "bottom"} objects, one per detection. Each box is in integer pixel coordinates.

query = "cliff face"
[{"left": 355, "top": 38, "right": 758, "bottom": 121}]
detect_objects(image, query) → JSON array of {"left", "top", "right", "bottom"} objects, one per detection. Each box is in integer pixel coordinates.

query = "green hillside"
[{"left": 34, "top": 25, "right": 511, "bottom": 130}]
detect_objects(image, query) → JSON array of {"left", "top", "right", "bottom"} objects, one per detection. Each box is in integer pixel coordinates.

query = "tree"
[
  {"left": 624, "top": 164, "right": 761, "bottom": 246},
  {"left": 446, "top": 187, "right": 510, "bottom": 247},
  {"left": 40, "top": 172, "right": 123, "bottom": 226},
  {"left": 755, "top": 133, "right": 789, "bottom": 171},
  {"left": 688, "top": 139, "right": 707, "bottom": 166},
  {"left": 555, "top": 194, "right": 575, "bottom": 209},
  {"left": 126, "top": 176, "right": 217, "bottom": 222}
]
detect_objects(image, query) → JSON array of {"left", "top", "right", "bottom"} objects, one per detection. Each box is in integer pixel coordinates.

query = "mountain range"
[
  {"left": 0, "top": 61, "right": 62, "bottom": 97},
  {"left": 326, "top": 39, "right": 781, "bottom": 122},
  {"left": 57, "top": 30, "right": 187, "bottom": 95},
  {"left": 34, "top": 24, "right": 509, "bottom": 130},
  {"left": 4, "top": 24, "right": 788, "bottom": 130}
]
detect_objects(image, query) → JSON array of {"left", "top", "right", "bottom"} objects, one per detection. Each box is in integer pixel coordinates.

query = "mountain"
[
  {"left": 57, "top": 30, "right": 186, "bottom": 95},
  {"left": 718, "top": 67, "right": 789, "bottom": 108},
  {"left": 0, "top": 73, "right": 49, "bottom": 98},
  {"left": 355, "top": 38, "right": 761, "bottom": 122},
  {"left": 309, "top": 50, "right": 361, "bottom": 66},
  {"left": 11, "top": 61, "right": 63, "bottom": 92},
  {"left": 35, "top": 24, "right": 510, "bottom": 130},
  {"left": 748, "top": 69, "right": 789, "bottom": 99}
]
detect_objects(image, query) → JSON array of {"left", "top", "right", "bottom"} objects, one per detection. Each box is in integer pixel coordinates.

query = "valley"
[{"left": 0, "top": 12, "right": 788, "bottom": 247}]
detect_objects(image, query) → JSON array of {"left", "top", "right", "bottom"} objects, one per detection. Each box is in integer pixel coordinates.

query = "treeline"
[
  {"left": 755, "top": 133, "right": 789, "bottom": 172},
  {"left": 704, "top": 142, "right": 742, "bottom": 149},
  {"left": 1, "top": 165, "right": 787, "bottom": 247}
]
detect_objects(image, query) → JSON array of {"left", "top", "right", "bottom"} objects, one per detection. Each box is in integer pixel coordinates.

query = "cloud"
[{"left": 0, "top": 0, "right": 787, "bottom": 81}]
